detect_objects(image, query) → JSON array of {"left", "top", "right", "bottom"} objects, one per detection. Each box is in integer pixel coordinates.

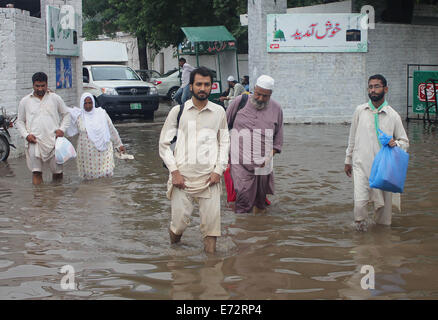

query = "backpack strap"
[
  {"left": 176, "top": 102, "right": 185, "bottom": 129},
  {"left": 164, "top": 102, "right": 186, "bottom": 169},
  {"left": 228, "top": 94, "right": 248, "bottom": 130},
  {"left": 170, "top": 102, "right": 185, "bottom": 144}
]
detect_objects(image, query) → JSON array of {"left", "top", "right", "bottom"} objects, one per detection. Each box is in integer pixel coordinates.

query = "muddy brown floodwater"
[{"left": 0, "top": 120, "right": 437, "bottom": 300}]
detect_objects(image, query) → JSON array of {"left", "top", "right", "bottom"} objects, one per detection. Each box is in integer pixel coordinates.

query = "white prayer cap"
[
  {"left": 256, "top": 75, "right": 274, "bottom": 90},
  {"left": 227, "top": 75, "right": 235, "bottom": 82}
]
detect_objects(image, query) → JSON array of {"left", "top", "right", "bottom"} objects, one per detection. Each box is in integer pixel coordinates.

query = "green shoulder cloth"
[{"left": 368, "top": 100, "right": 388, "bottom": 147}]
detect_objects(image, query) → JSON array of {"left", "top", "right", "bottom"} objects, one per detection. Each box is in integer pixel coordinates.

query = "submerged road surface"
[{"left": 0, "top": 118, "right": 437, "bottom": 299}]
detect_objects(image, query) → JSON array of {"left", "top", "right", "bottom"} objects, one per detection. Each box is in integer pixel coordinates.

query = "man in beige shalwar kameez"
[
  {"left": 345, "top": 75, "right": 409, "bottom": 231},
  {"left": 16, "top": 72, "right": 71, "bottom": 185},
  {"left": 159, "top": 67, "right": 229, "bottom": 253}
]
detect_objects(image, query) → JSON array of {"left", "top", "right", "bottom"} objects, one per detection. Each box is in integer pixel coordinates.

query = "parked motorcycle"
[{"left": 0, "top": 108, "right": 16, "bottom": 161}]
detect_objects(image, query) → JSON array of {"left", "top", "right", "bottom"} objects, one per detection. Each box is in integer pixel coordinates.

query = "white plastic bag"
[
  {"left": 55, "top": 137, "right": 77, "bottom": 164},
  {"left": 115, "top": 151, "right": 134, "bottom": 160}
]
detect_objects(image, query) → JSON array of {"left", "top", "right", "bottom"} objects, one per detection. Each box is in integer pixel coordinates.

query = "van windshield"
[{"left": 91, "top": 66, "right": 141, "bottom": 81}]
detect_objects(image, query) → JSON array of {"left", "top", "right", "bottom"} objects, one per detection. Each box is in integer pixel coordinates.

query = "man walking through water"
[
  {"left": 16, "top": 72, "right": 71, "bottom": 185},
  {"left": 226, "top": 75, "right": 284, "bottom": 214},
  {"left": 345, "top": 74, "right": 409, "bottom": 231},
  {"left": 159, "top": 67, "right": 229, "bottom": 253}
]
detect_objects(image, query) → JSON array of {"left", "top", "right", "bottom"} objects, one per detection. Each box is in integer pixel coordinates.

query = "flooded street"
[{"left": 0, "top": 116, "right": 437, "bottom": 300}]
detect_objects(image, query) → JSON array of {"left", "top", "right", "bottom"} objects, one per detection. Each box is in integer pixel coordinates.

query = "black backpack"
[
  {"left": 228, "top": 94, "right": 248, "bottom": 130},
  {"left": 170, "top": 102, "right": 185, "bottom": 145},
  {"left": 162, "top": 102, "right": 186, "bottom": 169}
]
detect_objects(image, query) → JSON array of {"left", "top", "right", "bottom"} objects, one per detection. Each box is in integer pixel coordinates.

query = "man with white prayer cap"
[
  {"left": 226, "top": 74, "right": 284, "bottom": 214},
  {"left": 220, "top": 75, "right": 245, "bottom": 109}
]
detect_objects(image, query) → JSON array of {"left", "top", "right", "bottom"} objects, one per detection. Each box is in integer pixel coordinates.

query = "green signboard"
[
  {"left": 413, "top": 71, "right": 438, "bottom": 114},
  {"left": 178, "top": 40, "right": 236, "bottom": 55},
  {"left": 46, "top": 6, "right": 80, "bottom": 56}
]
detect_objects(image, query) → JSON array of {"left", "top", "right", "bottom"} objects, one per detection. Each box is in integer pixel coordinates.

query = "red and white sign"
[
  {"left": 418, "top": 83, "right": 438, "bottom": 102},
  {"left": 270, "top": 44, "right": 280, "bottom": 49},
  {"left": 211, "top": 82, "right": 220, "bottom": 94}
]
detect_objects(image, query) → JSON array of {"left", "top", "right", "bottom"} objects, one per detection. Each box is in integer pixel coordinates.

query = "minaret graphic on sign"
[{"left": 273, "top": 16, "right": 286, "bottom": 42}]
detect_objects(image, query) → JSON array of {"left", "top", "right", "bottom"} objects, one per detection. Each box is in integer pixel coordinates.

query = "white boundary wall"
[
  {"left": 249, "top": 0, "right": 438, "bottom": 123},
  {"left": 0, "top": 0, "right": 82, "bottom": 158}
]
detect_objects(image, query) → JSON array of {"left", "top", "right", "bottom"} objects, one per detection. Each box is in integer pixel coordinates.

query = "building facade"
[
  {"left": 248, "top": 0, "right": 438, "bottom": 123},
  {"left": 0, "top": 0, "right": 82, "bottom": 158}
]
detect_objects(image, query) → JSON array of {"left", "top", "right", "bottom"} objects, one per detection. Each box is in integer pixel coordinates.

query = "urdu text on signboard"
[{"left": 267, "top": 14, "right": 368, "bottom": 53}]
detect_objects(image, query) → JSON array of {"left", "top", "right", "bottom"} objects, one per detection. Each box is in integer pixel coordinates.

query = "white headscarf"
[{"left": 67, "top": 93, "right": 111, "bottom": 152}]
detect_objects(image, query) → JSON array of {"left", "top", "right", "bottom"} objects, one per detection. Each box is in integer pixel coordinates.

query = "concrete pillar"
[{"left": 248, "top": 0, "right": 287, "bottom": 90}]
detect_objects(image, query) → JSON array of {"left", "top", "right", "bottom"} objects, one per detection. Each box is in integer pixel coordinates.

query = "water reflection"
[
  {"left": 0, "top": 121, "right": 437, "bottom": 299},
  {"left": 168, "top": 258, "right": 229, "bottom": 300}
]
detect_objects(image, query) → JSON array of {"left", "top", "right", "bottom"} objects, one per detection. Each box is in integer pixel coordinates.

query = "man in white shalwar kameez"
[
  {"left": 345, "top": 75, "right": 409, "bottom": 231},
  {"left": 16, "top": 72, "right": 71, "bottom": 185}
]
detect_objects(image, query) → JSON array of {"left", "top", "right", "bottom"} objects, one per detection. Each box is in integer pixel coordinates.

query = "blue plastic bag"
[{"left": 369, "top": 130, "right": 409, "bottom": 193}]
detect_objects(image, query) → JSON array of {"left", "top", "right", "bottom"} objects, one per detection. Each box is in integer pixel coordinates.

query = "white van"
[{"left": 82, "top": 41, "right": 159, "bottom": 119}]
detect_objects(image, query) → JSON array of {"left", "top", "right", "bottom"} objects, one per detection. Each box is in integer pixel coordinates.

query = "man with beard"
[
  {"left": 16, "top": 72, "right": 71, "bottom": 185},
  {"left": 345, "top": 74, "right": 409, "bottom": 231},
  {"left": 219, "top": 76, "right": 245, "bottom": 109},
  {"left": 226, "top": 75, "right": 284, "bottom": 214},
  {"left": 159, "top": 67, "right": 229, "bottom": 253}
]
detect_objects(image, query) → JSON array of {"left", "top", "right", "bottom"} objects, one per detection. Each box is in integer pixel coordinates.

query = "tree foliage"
[
  {"left": 82, "top": 0, "right": 119, "bottom": 40},
  {"left": 83, "top": 0, "right": 249, "bottom": 53}
]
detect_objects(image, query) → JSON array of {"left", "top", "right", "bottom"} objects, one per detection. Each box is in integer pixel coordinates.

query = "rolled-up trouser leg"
[
  {"left": 353, "top": 168, "right": 371, "bottom": 222},
  {"left": 198, "top": 184, "right": 221, "bottom": 238},
  {"left": 374, "top": 191, "right": 392, "bottom": 226},
  {"left": 26, "top": 144, "right": 63, "bottom": 174},
  {"left": 170, "top": 187, "right": 194, "bottom": 236},
  {"left": 354, "top": 200, "right": 369, "bottom": 222}
]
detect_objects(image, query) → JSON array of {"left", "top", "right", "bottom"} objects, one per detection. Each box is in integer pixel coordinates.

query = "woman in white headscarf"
[{"left": 67, "top": 92, "right": 126, "bottom": 179}]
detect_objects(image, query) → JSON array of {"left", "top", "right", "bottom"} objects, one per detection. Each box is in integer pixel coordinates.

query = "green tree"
[
  {"left": 109, "top": 0, "right": 248, "bottom": 50},
  {"left": 82, "top": 0, "right": 119, "bottom": 40},
  {"left": 212, "top": 0, "right": 249, "bottom": 53},
  {"left": 83, "top": 0, "right": 249, "bottom": 69}
]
